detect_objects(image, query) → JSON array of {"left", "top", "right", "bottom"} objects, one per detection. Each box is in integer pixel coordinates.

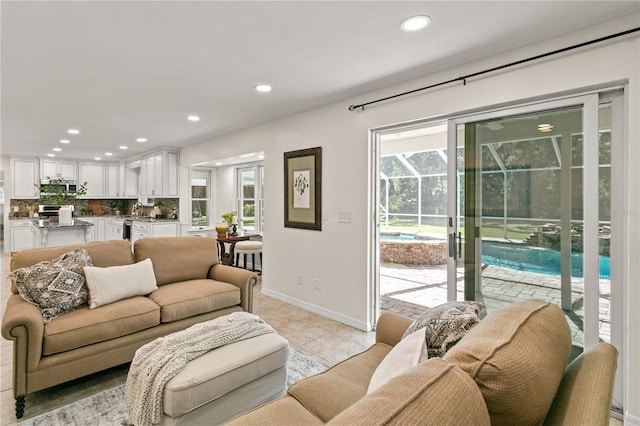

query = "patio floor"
[{"left": 379, "top": 262, "right": 612, "bottom": 348}]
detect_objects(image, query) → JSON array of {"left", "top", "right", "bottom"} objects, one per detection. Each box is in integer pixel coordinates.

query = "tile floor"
[{"left": 0, "top": 246, "right": 622, "bottom": 425}]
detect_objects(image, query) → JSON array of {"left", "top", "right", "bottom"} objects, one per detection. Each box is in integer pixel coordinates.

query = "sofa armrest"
[
  {"left": 208, "top": 264, "right": 258, "bottom": 312},
  {"left": 544, "top": 342, "right": 618, "bottom": 426},
  {"left": 2, "top": 294, "right": 45, "bottom": 397},
  {"left": 375, "top": 312, "right": 413, "bottom": 347}
]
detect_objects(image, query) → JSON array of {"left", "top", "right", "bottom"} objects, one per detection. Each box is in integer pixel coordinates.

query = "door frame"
[{"left": 368, "top": 87, "right": 625, "bottom": 412}]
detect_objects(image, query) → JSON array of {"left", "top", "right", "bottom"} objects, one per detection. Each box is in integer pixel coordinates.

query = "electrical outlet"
[
  {"left": 313, "top": 278, "right": 322, "bottom": 291},
  {"left": 297, "top": 274, "right": 303, "bottom": 285}
]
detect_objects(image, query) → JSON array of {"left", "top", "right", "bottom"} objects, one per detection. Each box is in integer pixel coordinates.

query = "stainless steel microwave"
[{"left": 39, "top": 179, "right": 78, "bottom": 195}]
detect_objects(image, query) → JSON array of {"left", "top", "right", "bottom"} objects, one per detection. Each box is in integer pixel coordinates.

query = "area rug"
[{"left": 17, "top": 349, "right": 327, "bottom": 426}]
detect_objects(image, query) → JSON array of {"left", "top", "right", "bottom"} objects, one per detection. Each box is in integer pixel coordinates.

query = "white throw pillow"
[
  {"left": 83, "top": 258, "right": 158, "bottom": 309},
  {"left": 367, "top": 327, "right": 428, "bottom": 394}
]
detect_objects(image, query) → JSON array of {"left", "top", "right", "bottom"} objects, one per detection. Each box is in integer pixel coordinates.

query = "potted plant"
[
  {"left": 109, "top": 199, "right": 125, "bottom": 216},
  {"left": 37, "top": 178, "right": 88, "bottom": 205},
  {"left": 221, "top": 211, "right": 237, "bottom": 226},
  {"left": 154, "top": 199, "right": 164, "bottom": 217}
]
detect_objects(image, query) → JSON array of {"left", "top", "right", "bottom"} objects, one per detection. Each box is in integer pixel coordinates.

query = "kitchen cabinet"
[
  {"left": 125, "top": 160, "right": 140, "bottom": 198},
  {"left": 106, "top": 218, "right": 124, "bottom": 241},
  {"left": 166, "top": 151, "right": 179, "bottom": 197},
  {"left": 139, "top": 149, "right": 180, "bottom": 199},
  {"left": 10, "top": 157, "right": 39, "bottom": 198},
  {"left": 131, "top": 220, "right": 179, "bottom": 244},
  {"left": 106, "top": 163, "right": 129, "bottom": 198},
  {"left": 131, "top": 221, "right": 148, "bottom": 244},
  {"left": 10, "top": 220, "right": 39, "bottom": 252},
  {"left": 81, "top": 217, "right": 106, "bottom": 242},
  {"left": 78, "top": 162, "right": 106, "bottom": 198},
  {"left": 40, "top": 159, "right": 76, "bottom": 180}
]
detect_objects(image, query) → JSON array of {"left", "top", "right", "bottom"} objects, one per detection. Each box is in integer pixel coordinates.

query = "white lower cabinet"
[
  {"left": 131, "top": 221, "right": 178, "bottom": 244},
  {"left": 106, "top": 218, "right": 124, "bottom": 241},
  {"left": 10, "top": 220, "right": 39, "bottom": 252},
  {"left": 81, "top": 217, "right": 106, "bottom": 242}
]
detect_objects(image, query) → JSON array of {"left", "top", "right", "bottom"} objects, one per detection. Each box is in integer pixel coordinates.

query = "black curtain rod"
[{"left": 348, "top": 27, "right": 640, "bottom": 112}]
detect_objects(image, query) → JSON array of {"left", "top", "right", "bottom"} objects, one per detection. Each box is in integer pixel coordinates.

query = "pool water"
[
  {"left": 380, "top": 234, "right": 611, "bottom": 278},
  {"left": 482, "top": 241, "right": 611, "bottom": 279}
]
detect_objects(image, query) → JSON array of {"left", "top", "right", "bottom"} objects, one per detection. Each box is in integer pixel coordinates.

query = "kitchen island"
[{"left": 32, "top": 218, "right": 94, "bottom": 248}]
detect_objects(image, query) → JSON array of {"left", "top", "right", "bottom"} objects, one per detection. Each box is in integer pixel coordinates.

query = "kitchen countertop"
[
  {"left": 77, "top": 215, "right": 179, "bottom": 222},
  {"left": 32, "top": 219, "right": 94, "bottom": 229}
]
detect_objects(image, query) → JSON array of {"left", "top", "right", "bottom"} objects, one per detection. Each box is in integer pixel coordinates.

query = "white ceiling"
[{"left": 2, "top": 1, "right": 638, "bottom": 163}]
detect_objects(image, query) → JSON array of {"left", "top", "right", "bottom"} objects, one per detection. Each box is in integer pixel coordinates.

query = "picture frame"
[{"left": 284, "top": 147, "right": 322, "bottom": 230}]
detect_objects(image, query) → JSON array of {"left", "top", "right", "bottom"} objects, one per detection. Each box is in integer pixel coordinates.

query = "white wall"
[{"left": 180, "top": 15, "right": 639, "bottom": 421}]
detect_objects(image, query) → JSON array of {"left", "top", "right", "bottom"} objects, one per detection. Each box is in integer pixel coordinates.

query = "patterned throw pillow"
[
  {"left": 8, "top": 248, "right": 93, "bottom": 323},
  {"left": 402, "top": 301, "right": 486, "bottom": 358}
]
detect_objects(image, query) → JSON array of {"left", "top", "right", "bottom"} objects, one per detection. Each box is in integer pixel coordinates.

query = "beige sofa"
[
  {"left": 2, "top": 236, "right": 258, "bottom": 419},
  {"left": 230, "top": 300, "right": 618, "bottom": 426}
]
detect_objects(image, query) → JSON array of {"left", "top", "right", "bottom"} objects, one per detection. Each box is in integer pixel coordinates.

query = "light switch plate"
[{"left": 337, "top": 211, "right": 351, "bottom": 223}]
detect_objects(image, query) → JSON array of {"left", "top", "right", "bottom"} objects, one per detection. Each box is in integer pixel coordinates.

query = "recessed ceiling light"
[
  {"left": 255, "top": 84, "right": 272, "bottom": 93},
  {"left": 52, "top": 147, "right": 62, "bottom": 152},
  {"left": 94, "top": 157, "right": 101, "bottom": 161},
  {"left": 60, "top": 139, "right": 70, "bottom": 144},
  {"left": 119, "top": 145, "right": 128, "bottom": 150},
  {"left": 187, "top": 115, "right": 200, "bottom": 122},
  {"left": 401, "top": 15, "right": 431, "bottom": 32},
  {"left": 105, "top": 152, "right": 113, "bottom": 156},
  {"left": 47, "top": 153, "right": 55, "bottom": 157},
  {"left": 67, "top": 128, "right": 80, "bottom": 135},
  {"left": 136, "top": 138, "right": 147, "bottom": 143}
]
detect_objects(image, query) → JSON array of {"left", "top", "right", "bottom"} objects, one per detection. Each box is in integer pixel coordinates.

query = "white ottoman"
[{"left": 159, "top": 333, "right": 289, "bottom": 425}]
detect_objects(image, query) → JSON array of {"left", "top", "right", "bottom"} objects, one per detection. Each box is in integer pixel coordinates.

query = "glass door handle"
[{"left": 448, "top": 232, "right": 457, "bottom": 259}]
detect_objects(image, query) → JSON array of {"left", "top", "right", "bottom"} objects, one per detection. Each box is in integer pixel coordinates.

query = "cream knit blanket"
[{"left": 124, "top": 312, "right": 276, "bottom": 425}]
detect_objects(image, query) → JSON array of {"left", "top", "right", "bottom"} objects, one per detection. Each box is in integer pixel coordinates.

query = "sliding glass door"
[{"left": 448, "top": 91, "right": 623, "bottom": 412}]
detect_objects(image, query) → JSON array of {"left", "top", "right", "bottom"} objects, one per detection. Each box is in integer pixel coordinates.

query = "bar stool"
[{"left": 234, "top": 241, "right": 263, "bottom": 274}]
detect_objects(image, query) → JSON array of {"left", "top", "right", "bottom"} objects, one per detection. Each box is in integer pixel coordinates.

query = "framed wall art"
[{"left": 284, "top": 147, "right": 322, "bottom": 230}]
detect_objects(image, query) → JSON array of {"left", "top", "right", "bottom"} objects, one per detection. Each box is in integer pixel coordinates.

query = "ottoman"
[{"left": 158, "top": 333, "right": 289, "bottom": 425}]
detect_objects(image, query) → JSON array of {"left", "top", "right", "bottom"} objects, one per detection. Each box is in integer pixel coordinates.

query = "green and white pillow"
[
  {"left": 402, "top": 301, "right": 486, "bottom": 358},
  {"left": 9, "top": 248, "right": 93, "bottom": 323}
]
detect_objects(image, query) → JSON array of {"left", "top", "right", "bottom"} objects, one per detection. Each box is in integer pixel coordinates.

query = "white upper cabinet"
[
  {"left": 166, "top": 151, "right": 179, "bottom": 197},
  {"left": 106, "top": 162, "right": 128, "bottom": 198},
  {"left": 78, "top": 162, "right": 106, "bottom": 198},
  {"left": 40, "top": 159, "right": 76, "bottom": 180},
  {"left": 139, "top": 149, "right": 179, "bottom": 198},
  {"left": 10, "top": 157, "right": 39, "bottom": 198}
]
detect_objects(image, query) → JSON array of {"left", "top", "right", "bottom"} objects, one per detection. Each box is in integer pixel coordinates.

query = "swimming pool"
[{"left": 482, "top": 241, "right": 611, "bottom": 279}]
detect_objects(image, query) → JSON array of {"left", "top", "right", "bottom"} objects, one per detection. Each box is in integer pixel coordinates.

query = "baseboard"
[
  {"left": 261, "top": 287, "right": 369, "bottom": 331},
  {"left": 624, "top": 413, "right": 640, "bottom": 425}
]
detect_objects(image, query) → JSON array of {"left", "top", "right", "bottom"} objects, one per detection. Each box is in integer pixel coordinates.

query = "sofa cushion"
[
  {"left": 329, "top": 358, "right": 490, "bottom": 426},
  {"left": 367, "top": 328, "right": 427, "bottom": 394},
  {"left": 402, "top": 301, "right": 485, "bottom": 358},
  {"left": 133, "top": 237, "right": 219, "bottom": 286},
  {"left": 288, "top": 343, "right": 392, "bottom": 422},
  {"left": 227, "top": 396, "right": 323, "bottom": 425},
  {"left": 83, "top": 258, "right": 158, "bottom": 308},
  {"left": 9, "top": 248, "right": 93, "bottom": 323},
  {"left": 43, "top": 296, "right": 160, "bottom": 355},
  {"left": 10, "top": 239, "right": 134, "bottom": 293},
  {"left": 148, "top": 279, "right": 241, "bottom": 323},
  {"left": 443, "top": 299, "right": 571, "bottom": 426}
]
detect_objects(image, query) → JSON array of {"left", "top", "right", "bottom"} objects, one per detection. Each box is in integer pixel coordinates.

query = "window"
[
  {"left": 236, "top": 165, "right": 263, "bottom": 232},
  {"left": 191, "top": 169, "right": 210, "bottom": 226}
]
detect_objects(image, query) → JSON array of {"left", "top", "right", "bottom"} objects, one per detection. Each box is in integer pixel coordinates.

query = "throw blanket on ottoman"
[{"left": 125, "top": 312, "right": 276, "bottom": 425}]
